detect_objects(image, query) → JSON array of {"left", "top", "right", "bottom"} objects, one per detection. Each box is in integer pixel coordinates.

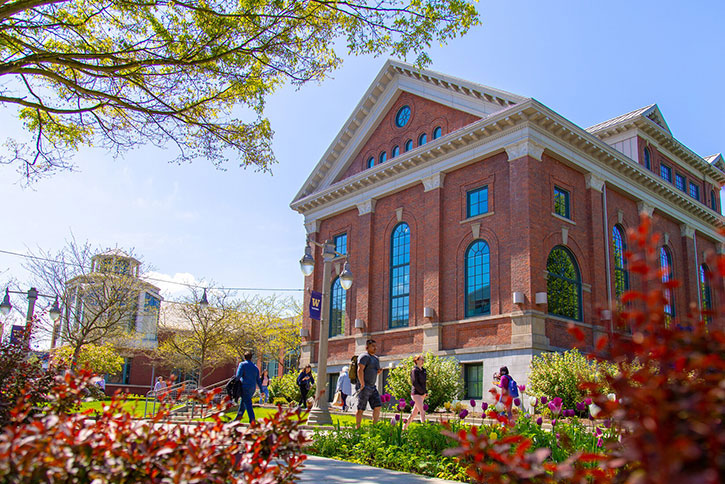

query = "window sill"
[
  {"left": 551, "top": 213, "right": 575, "bottom": 225},
  {"left": 460, "top": 211, "right": 494, "bottom": 224}
]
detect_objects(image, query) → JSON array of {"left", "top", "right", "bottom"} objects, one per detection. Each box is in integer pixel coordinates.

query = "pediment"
[{"left": 291, "top": 59, "right": 526, "bottom": 204}]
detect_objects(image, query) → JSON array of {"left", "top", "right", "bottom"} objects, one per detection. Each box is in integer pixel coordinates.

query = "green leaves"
[{"left": 1, "top": 0, "right": 480, "bottom": 181}]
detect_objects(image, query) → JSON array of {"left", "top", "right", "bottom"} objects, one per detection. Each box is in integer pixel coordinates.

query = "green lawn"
[{"left": 78, "top": 399, "right": 361, "bottom": 426}]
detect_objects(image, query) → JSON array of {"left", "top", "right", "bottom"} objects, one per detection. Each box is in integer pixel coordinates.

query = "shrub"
[
  {"left": 0, "top": 369, "right": 309, "bottom": 482},
  {"left": 385, "top": 352, "right": 464, "bottom": 412},
  {"left": 527, "top": 348, "right": 616, "bottom": 411},
  {"left": 0, "top": 337, "right": 65, "bottom": 428},
  {"left": 269, "top": 371, "right": 316, "bottom": 403}
]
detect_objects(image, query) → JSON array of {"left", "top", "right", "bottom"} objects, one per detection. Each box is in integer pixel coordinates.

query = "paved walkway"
[{"left": 298, "top": 455, "right": 462, "bottom": 483}]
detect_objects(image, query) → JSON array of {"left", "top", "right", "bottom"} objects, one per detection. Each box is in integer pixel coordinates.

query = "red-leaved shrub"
[{"left": 0, "top": 369, "right": 308, "bottom": 482}]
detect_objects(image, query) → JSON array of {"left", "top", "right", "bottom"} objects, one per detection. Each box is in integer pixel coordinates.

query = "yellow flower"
[{"left": 490, "top": 432, "right": 498, "bottom": 440}]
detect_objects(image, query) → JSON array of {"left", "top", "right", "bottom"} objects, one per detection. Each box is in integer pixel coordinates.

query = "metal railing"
[
  {"left": 180, "top": 377, "right": 234, "bottom": 420},
  {"left": 143, "top": 379, "right": 198, "bottom": 418}
]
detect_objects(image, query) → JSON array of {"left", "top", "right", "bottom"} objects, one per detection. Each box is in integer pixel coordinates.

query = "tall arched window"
[
  {"left": 405, "top": 139, "right": 413, "bottom": 152},
  {"left": 660, "top": 246, "right": 674, "bottom": 320},
  {"left": 418, "top": 133, "right": 427, "bottom": 146},
  {"left": 465, "top": 240, "right": 491, "bottom": 317},
  {"left": 366, "top": 157, "right": 374, "bottom": 169},
  {"left": 329, "top": 277, "right": 346, "bottom": 337},
  {"left": 433, "top": 126, "right": 442, "bottom": 139},
  {"left": 546, "top": 246, "right": 582, "bottom": 320},
  {"left": 644, "top": 147, "right": 651, "bottom": 170},
  {"left": 612, "top": 225, "right": 629, "bottom": 300},
  {"left": 711, "top": 190, "right": 718, "bottom": 213},
  {"left": 700, "top": 264, "right": 712, "bottom": 326},
  {"left": 392, "top": 145, "right": 400, "bottom": 158},
  {"left": 379, "top": 151, "right": 387, "bottom": 164},
  {"left": 390, "top": 223, "right": 410, "bottom": 328}
]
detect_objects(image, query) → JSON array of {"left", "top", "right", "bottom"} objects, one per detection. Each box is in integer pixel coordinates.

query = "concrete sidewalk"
[{"left": 298, "top": 455, "right": 462, "bottom": 483}]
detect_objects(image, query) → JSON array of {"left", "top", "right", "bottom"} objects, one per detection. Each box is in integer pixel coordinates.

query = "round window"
[{"left": 395, "top": 105, "right": 411, "bottom": 128}]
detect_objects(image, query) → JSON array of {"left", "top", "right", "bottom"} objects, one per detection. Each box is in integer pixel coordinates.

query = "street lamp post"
[
  {"left": 1, "top": 287, "right": 61, "bottom": 345},
  {"left": 300, "top": 239, "right": 352, "bottom": 425}
]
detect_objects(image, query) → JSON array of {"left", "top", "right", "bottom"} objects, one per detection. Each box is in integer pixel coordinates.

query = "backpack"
[
  {"left": 507, "top": 375, "right": 519, "bottom": 398},
  {"left": 348, "top": 355, "right": 358, "bottom": 384},
  {"left": 226, "top": 376, "right": 242, "bottom": 400}
]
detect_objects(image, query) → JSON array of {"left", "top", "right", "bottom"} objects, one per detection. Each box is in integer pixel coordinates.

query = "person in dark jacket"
[
  {"left": 404, "top": 354, "right": 428, "bottom": 430},
  {"left": 296, "top": 365, "right": 315, "bottom": 408},
  {"left": 235, "top": 351, "right": 263, "bottom": 422}
]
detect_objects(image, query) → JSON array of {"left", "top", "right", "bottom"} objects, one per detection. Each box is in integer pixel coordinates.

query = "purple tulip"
[
  {"left": 459, "top": 409, "right": 469, "bottom": 419},
  {"left": 540, "top": 396, "right": 548, "bottom": 404},
  {"left": 481, "top": 402, "right": 488, "bottom": 411},
  {"left": 518, "top": 384, "right": 526, "bottom": 393},
  {"left": 514, "top": 398, "right": 521, "bottom": 407},
  {"left": 423, "top": 404, "right": 429, "bottom": 411},
  {"left": 470, "top": 399, "right": 476, "bottom": 407},
  {"left": 603, "top": 419, "right": 611, "bottom": 428},
  {"left": 576, "top": 402, "right": 587, "bottom": 412},
  {"left": 548, "top": 402, "right": 561, "bottom": 416},
  {"left": 585, "top": 398, "right": 592, "bottom": 405},
  {"left": 552, "top": 397, "right": 562, "bottom": 406},
  {"left": 552, "top": 419, "right": 557, "bottom": 426},
  {"left": 390, "top": 417, "right": 396, "bottom": 426},
  {"left": 597, "top": 437, "right": 603, "bottom": 447},
  {"left": 536, "top": 417, "right": 543, "bottom": 425},
  {"left": 395, "top": 413, "right": 401, "bottom": 421},
  {"left": 398, "top": 401, "right": 406, "bottom": 410}
]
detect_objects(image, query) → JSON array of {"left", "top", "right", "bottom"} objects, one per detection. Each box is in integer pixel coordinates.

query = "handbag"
[{"left": 332, "top": 390, "right": 343, "bottom": 407}]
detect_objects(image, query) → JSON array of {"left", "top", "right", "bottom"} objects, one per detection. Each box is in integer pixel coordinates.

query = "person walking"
[
  {"left": 499, "top": 366, "right": 514, "bottom": 420},
  {"left": 235, "top": 352, "right": 263, "bottom": 423},
  {"left": 355, "top": 339, "right": 383, "bottom": 428},
  {"left": 296, "top": 365, "right": 315, "bottom": 408},
  {"left": 260, "top": 369, "right": 270, "bottom": 405},
  {"left": 404, "top": 354, "right": 427, "bottom": 430},
  {"left": 154, "top": 376, "right": 167, "bottom": 398},
  {"left": 336, "top": 366, "right": 352, "bottom": 411}
]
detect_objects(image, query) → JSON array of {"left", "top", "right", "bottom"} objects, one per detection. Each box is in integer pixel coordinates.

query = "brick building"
[{"left": 290, "top": 60, "right": 725, "bottom": 400}]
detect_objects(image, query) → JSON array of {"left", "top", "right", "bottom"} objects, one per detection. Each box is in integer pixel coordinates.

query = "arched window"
[
  {"left": 404, "top": 139, "right": 413, "bottom": 152},
  {"left": 465, "top": 240, "right": 491, "bottom": 317},
  {"left": 660, "top": 246, "right": 674, "bottom": 320},
  {"left": 433, "top": 126, "right": 442, "bottom": 139},
  {"left": 418, "top": 133, "right": 427, "bottom": 146},
  {"left": 390, "top": 223, "right": 410, "bottom": 328},
  {"left": 711, "top": 190, "right": 718, "bottom": 213},
  {"left": 644, "top": 147, "right": 651, "bottom": 170},
  {"left": 700, "top": 264, "right": 712, "bottom": 326},
  {"left": 329, "top": 277, "right": 346, "bottom": 337},
  {"left": 612, "top": 225, "right": 629, "bottom": 300},
  {"left": 546, "top": 246, "right": 582, "bottom": 320},
  {"left": 366, "top": 157, "right": 375, "bottom": 169},
  {"left": 379, "top": 151, "right": 387, "bottom": 164},
  {"left": 392, "top": 145, "right": 400, "bottom": 158}
]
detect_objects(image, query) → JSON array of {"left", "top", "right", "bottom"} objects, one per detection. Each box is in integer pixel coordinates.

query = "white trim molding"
[
  {"left": 422, "top": 172, "right": 446, "bottom": 192},
  {"left": 357, "top": 199, "right": 377, "bottom": 216},
  {"left": 304, "top": 219, "right": 320, "bottom": 234},
  {"left": 585, "top": 173, "right": 606, "bottom": 192},
  {"left": 637, "top": 201, "right": 655, "bottom": 217},
  {"left": 680, "top": 224, "right": 695, "bottom": 239},
  {"left": 505, "top": 139, "right": 545, "bottom": 161}
]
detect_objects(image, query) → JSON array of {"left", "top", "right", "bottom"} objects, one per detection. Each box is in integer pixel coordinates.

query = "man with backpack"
[
  {"left": 498, "top": 365, "right": 519, "bottom": 420},
  {"left": 235, "top": 351, "right": 263, "bottom": 423}
]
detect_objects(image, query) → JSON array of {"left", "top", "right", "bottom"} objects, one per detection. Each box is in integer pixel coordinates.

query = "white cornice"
[
  {"left": 292, "top": 99, "right": 724, "bottom": 242},
  {"left": 505, "top": 139, "right": 545, "bottom": 161}
]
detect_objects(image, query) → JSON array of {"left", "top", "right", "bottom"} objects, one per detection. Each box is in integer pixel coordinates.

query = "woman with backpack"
[
  {"left": 336, "top": 366, "right": 352, "bottom": 411},
  {"left": 296, "top": 365, "right": 314, "bottom": 408},
  {"left": 499, "top": 366, "right": 518, "bottom": 420},
  {"left": 403, "top": 354, "right": 427, "bottom": 430}
]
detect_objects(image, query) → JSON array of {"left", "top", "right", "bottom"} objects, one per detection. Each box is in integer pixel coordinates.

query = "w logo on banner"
[{"left": 309, "top": 291, "right": 322, "bottom": 320}]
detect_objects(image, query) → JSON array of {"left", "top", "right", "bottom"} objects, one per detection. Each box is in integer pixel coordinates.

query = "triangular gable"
[
  {"left": 332, "top": 91, "right": 482, "bottom": 184},
  {"left": 705, "top": 153, "right": 725, "bottom": 172},
  {"left": 291, "top": 59, "right": 527, "bottom": 203},
  {"left": 587, "top": 104, "right": 671, "bottom": 135}
]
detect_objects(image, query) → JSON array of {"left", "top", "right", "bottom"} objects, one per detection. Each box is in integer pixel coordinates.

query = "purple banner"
[
  {"left": 10, "top": 325, "right": 25, "bottom": 345},
  {"left": 309, "top": 290, "right": 322, "bottom": 320}
]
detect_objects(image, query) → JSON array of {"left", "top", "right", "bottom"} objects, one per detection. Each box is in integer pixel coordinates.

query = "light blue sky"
[{"left": 2, "top": 0, "right": 723, "bottom": 319}]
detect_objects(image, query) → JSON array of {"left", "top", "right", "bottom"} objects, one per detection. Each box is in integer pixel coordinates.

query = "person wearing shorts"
[{"left": 355, "top": 339, "right": 383, "bottom": 428}]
